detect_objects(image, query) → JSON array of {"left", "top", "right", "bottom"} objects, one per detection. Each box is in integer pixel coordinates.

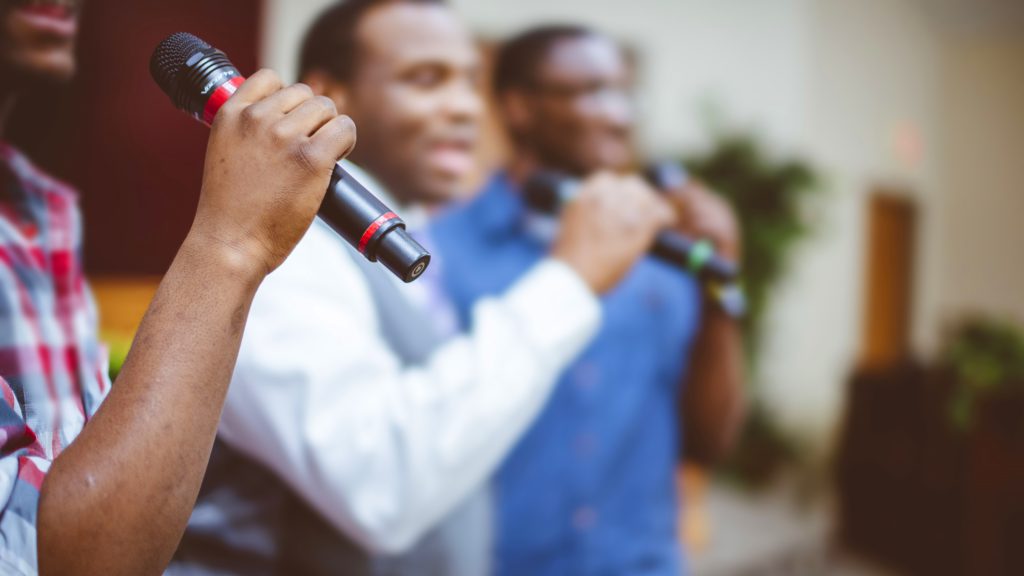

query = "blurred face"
[
  {"left": 505, "top": 34, "right": 635, "bottom": 176},
  {"left": 316, "top": 2, "right": 482, "bottom": 205},
  {"left": 0, "top": 0, "right": 81, "bottom": 85}
]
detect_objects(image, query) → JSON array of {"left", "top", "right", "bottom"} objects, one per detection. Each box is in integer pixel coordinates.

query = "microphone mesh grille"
[{"left": 150, "top": 32, "right": 211, "bottom": 98}]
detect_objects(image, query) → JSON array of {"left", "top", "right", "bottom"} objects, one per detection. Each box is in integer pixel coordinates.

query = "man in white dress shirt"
[{"left": 171, "top": 1, "right": 675, "bottom": 575}]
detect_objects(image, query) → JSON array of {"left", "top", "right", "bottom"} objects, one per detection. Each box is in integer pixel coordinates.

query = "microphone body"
[
  {"left": 644, "top": 162, "right": 690, "bottom": 191},
  {"left": 523, "top": 171, "right": 739, "bottom": 283},
  {"left": 150, "top": 33, "right": 429, "bottom": 283}
]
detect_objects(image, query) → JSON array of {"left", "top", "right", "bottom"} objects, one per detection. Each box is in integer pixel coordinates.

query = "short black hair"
[
  {"left": 492, "top": 24, "right": 595, "bottom": 94},
  {"left": 298, "top": 0, "right": 446, "bottom": 82}
]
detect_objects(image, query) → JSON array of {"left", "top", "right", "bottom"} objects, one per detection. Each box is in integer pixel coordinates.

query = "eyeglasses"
[{"left": 526, "top": 80, "right": 635, "bottom": 110}]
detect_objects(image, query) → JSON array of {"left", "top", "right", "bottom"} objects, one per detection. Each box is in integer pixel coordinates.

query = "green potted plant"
[{"left": 942, "top": 316, "right": 1024, "bottom": 436}]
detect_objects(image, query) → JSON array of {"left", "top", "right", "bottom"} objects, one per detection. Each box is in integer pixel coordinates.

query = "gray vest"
[{"left": 171, "top": 247, "right": 492, "bottom": 576}]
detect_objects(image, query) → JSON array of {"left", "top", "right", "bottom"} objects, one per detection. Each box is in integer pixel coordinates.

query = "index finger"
[
  {"left": 666, "top": 180, "right": 707, "bottom": 205},
  {"left": 307, "top": 114, "right": 358, "bottom": 167},
  {"left": 227, "top": 69, "right": 284, "bottom": 107},
  {"left": 650, "top": 194, "right": 676, "bottom": 228}
]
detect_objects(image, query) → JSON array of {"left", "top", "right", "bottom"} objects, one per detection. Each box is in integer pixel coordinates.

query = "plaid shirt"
[{"left": 0, "top": 143, "right": 110, "bottom": 575}]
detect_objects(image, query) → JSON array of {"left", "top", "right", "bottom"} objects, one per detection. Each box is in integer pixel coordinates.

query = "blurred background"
[{"left": 9, "top": 0, "right": 1023, "bottom": 574}]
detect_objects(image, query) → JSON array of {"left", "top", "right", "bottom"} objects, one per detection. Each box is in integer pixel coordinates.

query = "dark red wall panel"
[{"left": 9, "top": 0, "right": 262, "bottom": 274}]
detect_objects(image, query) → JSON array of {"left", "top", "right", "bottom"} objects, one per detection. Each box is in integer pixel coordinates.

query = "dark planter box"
[
  {"left": 964, "top": 387, "right": 1024, "bottom": 575},
  {"left": 836, "top": 364, "right": 1024, "bottom": 576}
]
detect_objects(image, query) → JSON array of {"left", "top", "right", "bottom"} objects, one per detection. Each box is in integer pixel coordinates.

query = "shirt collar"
[{"left": 0, "top": 142, "right": 76, "bottom": 203}]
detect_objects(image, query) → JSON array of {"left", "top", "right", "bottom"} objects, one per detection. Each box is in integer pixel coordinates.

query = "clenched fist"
[
  {"left": 188, "top": 69, "right": 357, "bottom": 279},
  {"left": 552, "top": 172, "right": 675, "bottom": 294}
]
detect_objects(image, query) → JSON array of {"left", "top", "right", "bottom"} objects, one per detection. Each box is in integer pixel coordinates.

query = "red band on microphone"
[
  {"left": 202, "top": 75, "right": 245, "bottom": 125},
  {"left": 358, "top": 212, "right": 399, "bottom": 254}
]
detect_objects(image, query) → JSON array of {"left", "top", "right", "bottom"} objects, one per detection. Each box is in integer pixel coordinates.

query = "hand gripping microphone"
[
  {"left": 523, "top": 170, "right": 740, "bottom": 283},
  {"left": 150, "top": 32, "right": 430, "bottom": 283}
]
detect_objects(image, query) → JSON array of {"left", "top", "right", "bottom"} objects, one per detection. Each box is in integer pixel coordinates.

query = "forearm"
[
  {"left": 681, "top": 307, "right": 746, "bottom": 466},
  {"left": 38, "top": 234, "right": 264, "bottom": 576}
]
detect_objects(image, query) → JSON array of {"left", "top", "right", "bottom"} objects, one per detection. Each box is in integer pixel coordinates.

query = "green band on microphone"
[{"left": 688, "top": 239, "right": 715, "bottom": 272}]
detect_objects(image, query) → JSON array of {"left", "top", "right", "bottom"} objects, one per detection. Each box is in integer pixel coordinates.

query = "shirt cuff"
[{"left": 502, "top": 258, "right": 602, "bottom": 366}]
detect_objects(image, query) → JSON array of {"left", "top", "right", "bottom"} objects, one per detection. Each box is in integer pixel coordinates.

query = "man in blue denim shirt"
[{"left": 432, "top": 25, "right": 746, "bottom": 575}]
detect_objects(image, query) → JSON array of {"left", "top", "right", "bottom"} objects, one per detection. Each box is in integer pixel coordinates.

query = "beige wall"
[
  {"left": 758, "top": 0, "right": 943, "bottom": 442},
  {"left": 935, "top": 34, "right": 1024, "bottom": 326},
  {"left": 758, "top": 0, "right": 1024, "bottom": 443},
  {"left": 261, "top": 0, "right": 324, "bottom": 82}
]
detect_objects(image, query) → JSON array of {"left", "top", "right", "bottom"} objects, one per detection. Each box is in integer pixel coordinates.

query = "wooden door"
[{"left": 861, "top": 193, "right": 918, "bottom": 369}]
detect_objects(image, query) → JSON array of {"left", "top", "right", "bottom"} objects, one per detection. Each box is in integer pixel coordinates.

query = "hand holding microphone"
[
  {"left": 526, "top": 167, "right": 741, "bottom": 283},
  {"left": 646, "top": 162, "right": 742, "bottom": 270},
  {"left": 188, "top": 69, "right": 355, "bottom": 278},
  {"left": 532, "top": 166, "right": 749, "bottom": 315},
  {"left": 552, "top": 172, "right": 675, "bottom": 294},
  {"left": 151, "top": 33, "right": 430, "bottom": 282}
]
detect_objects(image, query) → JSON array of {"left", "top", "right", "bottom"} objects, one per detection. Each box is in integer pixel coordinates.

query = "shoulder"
[{"left": 0, "top": 144, "right": 77, "bottom": 202}]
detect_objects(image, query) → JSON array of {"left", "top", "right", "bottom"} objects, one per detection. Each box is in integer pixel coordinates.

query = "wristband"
[{"left": 705, "top": 280, "right": 747, "bottom": 319}]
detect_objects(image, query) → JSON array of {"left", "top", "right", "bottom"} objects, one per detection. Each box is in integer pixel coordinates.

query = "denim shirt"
[{"left": 431, "top": 173, "right": 703, "bottom": 576}]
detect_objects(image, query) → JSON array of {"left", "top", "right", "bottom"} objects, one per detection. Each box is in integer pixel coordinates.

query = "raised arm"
[
  {"left": 35, "top": 70, "right": 356, "bottom": 576},
  {"left": 670, "top": 181, "right": 746, "bottom": 465}
]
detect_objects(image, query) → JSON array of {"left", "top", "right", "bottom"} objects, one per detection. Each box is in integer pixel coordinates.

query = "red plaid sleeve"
[
  {"left": 0, "top": 375, "right": 51, "bottom": 575},
  {"left": 0, "top": 143, "right": 111, "bottom": 575}
]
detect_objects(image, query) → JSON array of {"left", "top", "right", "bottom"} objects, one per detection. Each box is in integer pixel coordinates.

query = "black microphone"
[
  {"left": 523, "top": 170, "right": 739, "bottom": 283},
  {"left": 644, "top": 161, "right": 690, "bottom": 191},
  {"left": 150, "top": 32, "right": 430, "bottom": 283}
]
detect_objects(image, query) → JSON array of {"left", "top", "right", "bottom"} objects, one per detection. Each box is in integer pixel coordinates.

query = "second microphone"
[{"left": 524, "top": 168, "right": 740, "bottom": 283}]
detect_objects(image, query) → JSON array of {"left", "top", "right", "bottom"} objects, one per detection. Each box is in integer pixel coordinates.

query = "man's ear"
[
  {"left": 302, "top": 70, "right": 351, "bottom": 114},
  {"left": 499, "top": 90, "right": 533, "bottom": 136}
]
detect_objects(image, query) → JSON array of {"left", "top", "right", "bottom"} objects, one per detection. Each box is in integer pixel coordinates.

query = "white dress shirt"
[{"left": 216, "top": 164, "right": 602, "bottom": 554}]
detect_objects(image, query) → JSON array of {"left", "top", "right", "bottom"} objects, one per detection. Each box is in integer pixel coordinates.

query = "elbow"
[
  {"left": 343, "top": 511, "right": 426, "bottom": 556},
  {"left": 37, "top": 467, "right": 78, "bottom": 576},
  {"left": 37, "top": 462, "right": 175, "bottom": 576},
  {"left": 37, "top": 477, "right": 98, "bottom": 576},
  {"left": 37, "top": 470, "right": 107, "bottom": 576},
  {"left": 327, "top": 489, "right": 435, "bottom": 556},
  {"left": 363, "top": 531, "right": 419, "bottom": 556}
]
